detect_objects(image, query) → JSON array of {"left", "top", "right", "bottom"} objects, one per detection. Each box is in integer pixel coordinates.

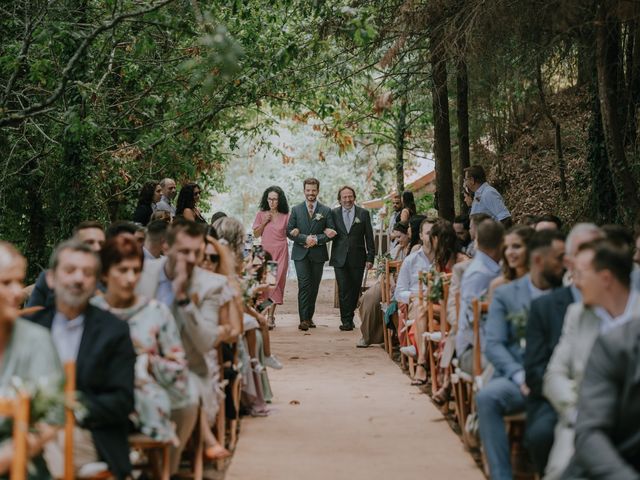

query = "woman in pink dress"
[{"left": 252, "top": 186, "right": 290, "bottom": 329}]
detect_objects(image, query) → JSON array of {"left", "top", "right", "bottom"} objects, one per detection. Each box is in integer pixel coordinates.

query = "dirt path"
[{"left": 226, "top": 279, "right": 482, "bottom": 480}]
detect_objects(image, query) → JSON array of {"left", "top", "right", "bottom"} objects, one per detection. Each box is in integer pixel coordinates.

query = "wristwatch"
[{"left": 176, "top": 297, "right": 191, "bottom": 307}]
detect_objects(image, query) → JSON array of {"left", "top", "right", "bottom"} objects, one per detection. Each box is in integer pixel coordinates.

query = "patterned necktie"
[{"left": 308, "top": 203, "right": 314, "bottom": 219}]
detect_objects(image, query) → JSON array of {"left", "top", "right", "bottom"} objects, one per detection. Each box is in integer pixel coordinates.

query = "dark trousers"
[
  {"left": 525, "top": 400, "right": 557, "bottom": 475},
  {"left": 334, "top": 262, "right": 365, "bottom": 326},
  {"left": 294, "top": 257, "right": 324, "bottom": 323}
]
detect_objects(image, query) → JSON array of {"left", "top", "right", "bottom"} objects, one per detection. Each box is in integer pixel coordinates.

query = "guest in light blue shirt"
[
  {"left": 393, "top": 218, "right": 435, "bottom": 304},
  {"left": 455, "top": 219, "right": 505, "bottom": 373},
  {"left": 464, "top": 165, "right": 512, "bottom": 226}
]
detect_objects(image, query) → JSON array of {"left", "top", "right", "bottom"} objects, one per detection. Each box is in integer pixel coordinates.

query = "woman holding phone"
[{"left": 253, "top": 186, "right": 290, "bottom": 329}]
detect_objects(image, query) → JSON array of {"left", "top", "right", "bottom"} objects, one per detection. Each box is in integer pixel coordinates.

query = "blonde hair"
[{"left": 213, "top": 217, "right": 245, "bottom": 262}]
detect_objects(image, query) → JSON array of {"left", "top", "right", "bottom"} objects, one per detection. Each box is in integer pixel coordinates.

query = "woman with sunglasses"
[
  {"left": 252, "top": 186, "right": 290, "bottom": 329},
  {"left": 176, "top": 183, "right": 207, "bottom": 224}
]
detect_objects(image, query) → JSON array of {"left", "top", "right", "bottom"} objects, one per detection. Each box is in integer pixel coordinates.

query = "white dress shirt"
[{"left": 393, "top": 248, "right": 432, "bottom": 304}]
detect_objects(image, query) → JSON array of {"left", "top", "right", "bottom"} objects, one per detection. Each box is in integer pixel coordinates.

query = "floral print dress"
[{"left": 92, "top": 296, "right": 192, "bottom": 443}]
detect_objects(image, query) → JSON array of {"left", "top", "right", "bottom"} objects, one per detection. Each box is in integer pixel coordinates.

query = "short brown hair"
[
  {"left": 337, "top": 185, "right": 356, "bottom": 201},
  {"left": 167, "top": 218, "right": 205, "bottom": 246},
  {"left": 477, "top": 219, "right": 505, "bottom": 251},
  {"left": 578, "top": 239, "right": 632, "bottom": 288},
  {"left": 73, "top": 221, "right": 104, "bottom": 235},
  {"left": 100, "top": 235, "right": 144, "bottom": 276},
  {"left": 464, "top": 165, "right": 486, "bottom": 184},
  {"left": 303, "top": 178, "right": 320, "bottom": 189}
]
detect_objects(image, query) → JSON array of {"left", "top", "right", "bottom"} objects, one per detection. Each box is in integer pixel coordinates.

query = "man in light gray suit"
[
  {"left": 544, "top": 239, "right": 640, "bottom": 479},
  {"left": 136, "top": 219, "right": 234, "bottom": 473},
  {"left": 477, "top": 230, "right": 565, "bottom": 480}
]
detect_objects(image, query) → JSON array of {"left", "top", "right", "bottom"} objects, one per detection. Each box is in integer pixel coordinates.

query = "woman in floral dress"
[{"left": 92, "top": 235, "right": 192, "bottom": 443}]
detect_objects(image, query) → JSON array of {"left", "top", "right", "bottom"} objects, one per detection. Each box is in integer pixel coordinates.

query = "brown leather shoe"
[
  {"left": 308, "top": 320, "right": 316, "bottom": 328},
  {"left": 298, "top": 321, "right": 310, "bottom": 331}
]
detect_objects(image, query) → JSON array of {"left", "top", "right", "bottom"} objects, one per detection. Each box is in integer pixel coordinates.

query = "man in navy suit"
[
  {"left": 287, "top": 178, "right": 335, "bottom": 331},
  {"left": 29, "top": 239, "right": 135, "bottom": 479},
  {"left": 477, "top": 230, "right": 565, "bottom": 480},
  {"left": 329, "top": 186, "right": 375, "bottom": 331},
  {"left": 523, "top": 223, "right": 603, "bottom": 475}
]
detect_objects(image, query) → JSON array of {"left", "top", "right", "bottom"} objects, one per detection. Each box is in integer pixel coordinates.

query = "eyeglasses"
[{"left": 206, "top": 253, "right": 220, "bottom": 263}]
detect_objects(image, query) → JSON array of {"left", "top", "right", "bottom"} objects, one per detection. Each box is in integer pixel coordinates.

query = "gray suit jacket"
[
  {"left": 136, "top": 257, "right": 228, "bottom": 379},
  {"left": 287, "top": 201, "right": 334, "bottom": 262},
  {"left": 485, "top": 275, "right": 539, "bottom": 381},
  {"left": 562, "top": 317, "right": 640, "bottom": 479},
  {"left": 543, "top": 302, "right": 604, "bottom": 424}
]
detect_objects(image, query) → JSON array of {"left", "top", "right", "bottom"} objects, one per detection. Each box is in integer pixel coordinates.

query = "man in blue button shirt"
[
  {"left": 455, "top": 218, "right": 505, "bottom": 374},
  {"left": 464, "top": 165, "right": 512, "bottom": 227}
]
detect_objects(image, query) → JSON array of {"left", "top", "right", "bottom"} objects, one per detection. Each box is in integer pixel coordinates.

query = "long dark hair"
[
  {"left": 402, "top": 190, "right": 416, "bottom": 217},
  {"left": 429, "top": 219, "right": 459, "bottom": 272},
  {"left": 259, "top": 186, "right": 289, "bottom": 213},
  {"left": 176, "top": 183, "right": 199, "bottom": 216},
  {"left": 137, "top": 181, "right": 159, "bottom": 206}
]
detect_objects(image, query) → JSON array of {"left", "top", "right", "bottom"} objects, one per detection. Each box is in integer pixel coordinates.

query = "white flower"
[
  {"left": 353, "top": 217, "right": 361, "bottom": 224},
  {"left": 314, "top": 213, "right": 324, "bottom": 221}
]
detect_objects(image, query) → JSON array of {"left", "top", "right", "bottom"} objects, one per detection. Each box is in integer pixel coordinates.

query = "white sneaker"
[
  {"left": 400, "top": 345, "right": 417, "bottom": 358},
  {"left": 264, "top": 355, "right": 283, "bottom": 370}
]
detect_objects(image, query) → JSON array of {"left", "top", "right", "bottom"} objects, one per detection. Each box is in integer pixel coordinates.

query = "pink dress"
[{"left": 252, "top": 211, "right": 290, "bottom": 305}]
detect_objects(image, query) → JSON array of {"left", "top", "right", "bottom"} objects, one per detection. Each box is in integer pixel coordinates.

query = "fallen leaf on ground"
[
  {"left": 289, "top": 356, "right": 300, "bottom": 360},
  {"left": 365, "top": 371, "right": 375, "bottom": 375},
  {"left": 289, "top": 400, "right": 300, "bottom": 405},
  {"left": 324, "top": 352, "right": 330, "bottom": 355}
]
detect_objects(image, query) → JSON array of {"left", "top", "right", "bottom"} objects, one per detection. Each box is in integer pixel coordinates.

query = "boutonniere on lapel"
[
  {"left": 474, "top": 195, "right": 481, "bottom": 202},
  {"left": 314, "top": 213, "right": 324, "bottom": 221},
  {"left": 507, "top": 308, "right": 529, "bottom": 349},
  {"left": 353, "top": 217, "right": 361, "bottom": 224}
]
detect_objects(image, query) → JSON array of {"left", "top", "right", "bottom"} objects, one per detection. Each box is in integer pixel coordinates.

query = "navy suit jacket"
[
  {"left": 329, "top": 205, "right": 375, "bottom": 268},
  {"left": 287, "top": 201, "right": 334, "bottom": 262},
  {"left": 29, "top": 305, "right": 136, "bottom": 479}
]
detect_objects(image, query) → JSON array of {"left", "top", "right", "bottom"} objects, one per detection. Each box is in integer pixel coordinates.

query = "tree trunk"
[
  {"left": 536, "top": 63, "right": 568, "bottom": 200},
  {"left": 456, "top": 58, "right": 470, "bottom": 216},
  {"left": 430, "top": 31, "right": 455, "bottom": 221},
  {"left": 595, "top": 5, "right": 639, "bottom": 224},
  {"left": 395, "top": 93, "right": 407, "bottom": 195}
]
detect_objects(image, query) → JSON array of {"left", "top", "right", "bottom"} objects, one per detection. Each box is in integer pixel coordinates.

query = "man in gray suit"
[
  {"left": 287, "top": 178, "right": 335, "bottom": 331},
  {"left": 477, "top": 229, "right": 565, "bottom": 480},
  {"left": 329, "top": 186, "right": 375, "bottom": 331}
]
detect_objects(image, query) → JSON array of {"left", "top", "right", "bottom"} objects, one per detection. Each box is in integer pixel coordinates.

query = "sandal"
[{"left": 411, "top": 364, "right": 428, "bottom": 386}]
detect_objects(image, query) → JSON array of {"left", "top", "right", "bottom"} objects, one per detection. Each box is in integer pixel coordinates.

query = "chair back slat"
[{"left": 64, "top": 362, "right": 76, "bottom": 480}]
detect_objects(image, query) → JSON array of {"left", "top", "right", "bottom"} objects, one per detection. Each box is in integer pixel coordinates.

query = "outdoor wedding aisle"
[{"left": 226, "top": 279, "right": 483, "bottom": 480}]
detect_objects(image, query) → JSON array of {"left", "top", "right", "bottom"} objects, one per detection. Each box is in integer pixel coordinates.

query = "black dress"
[{"left": 133, "top": 203, "right": 153, "bottom": 225}]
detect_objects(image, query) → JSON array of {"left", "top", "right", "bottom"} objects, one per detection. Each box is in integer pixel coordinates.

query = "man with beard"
[
  {"left": 30, "top": 240, "right": 136, "bottom": 479},
  {"left": 476, "top": 229, "right": 565, "bottom": 480},
  {"left": 387, "top": 193, "right": 403, "bottom": 251},
  {"left": 287, "top": 178, "right": 335, "bottom": 331}
]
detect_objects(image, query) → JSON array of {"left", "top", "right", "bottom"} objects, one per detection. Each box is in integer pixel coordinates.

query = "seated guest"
[
  {"left": 466, "top": 213, "right": 492, "bottom": 258},
  {"left": 29, "top": 240, "right": 136, "bottom": 479},
  {"left": 412, "top": 219, "right": 468, "bottom": 385},
  {"left": 455, "top": 219, "right": 505, "bottom": 375},
  {"left": 476, "top": 230, "right": 565, "bottom": 480},
  {"left": 543, "top": 239, "right": 639, "bottom": 479},
  {"left": 27, "top": 221, "right": 105, "bottom": 308},
  {"left": 143, "top": 220, "right": 169, "bottom": 260},
  {"left": 91, "top": 235, "right": 194, "bottom": 445},
  {"left": 176, "top": 183, "right": 207, "bottom": 224},
  {"left": 150, "top": 210, "right": 172, "bottom": 224},
  {"left": 394, "top": 218, "right": 435, "bottom": 366},
  {"left": 356, "top": 221, "right": 411, "bottom": 348},
  {"left": 487, "top": 225, "right": 534, "bottom": 300},
  {"left": 534, "top": 214, "right": 562, "bottom": 232},
  {"left": 0, "top": 242, "right": 63, "bottom": 478},
  {"left": 136, "top": 219, "right": 233, "bottom": 471},
  {"left": 523, "top": 223, "right": 603, "bottom": 475},
  {"left": 106, "top": 220, "right": 139, "bottom": 240},
  {"left": 453, "top": 214, "right": 472, "bottom": 254},
  {"left": 386, "top": 193, "right": 403, "bottom": 251},
  {"left": 133, "top": 181, "right": 161, "bottom": 226},
  {"left": 562, "top": 303, "right": 640, "bottom": 477}
]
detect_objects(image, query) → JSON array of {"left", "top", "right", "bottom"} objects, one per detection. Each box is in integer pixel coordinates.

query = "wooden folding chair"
[
  {"left": 382, "top": 260, "right": 402, "bottom": 358},
  {"left": 0, "top": 391, "right": 30, "bottom": 480}
]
